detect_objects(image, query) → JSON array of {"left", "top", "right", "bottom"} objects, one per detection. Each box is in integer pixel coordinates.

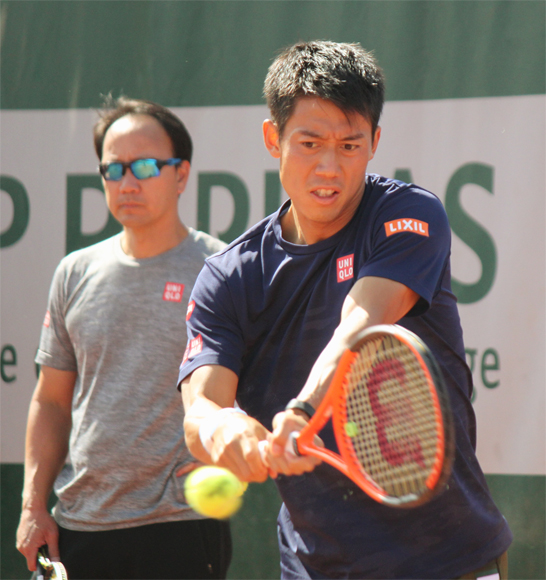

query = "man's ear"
[
  {"left": 176, "top": 160, "right": 191, "bottom": 195},
  {"left": 263, "top": 119, "right": 281, "bottom": 159},
  {"left": 370, "top": 126, "right": 381, "bottom": 159}
]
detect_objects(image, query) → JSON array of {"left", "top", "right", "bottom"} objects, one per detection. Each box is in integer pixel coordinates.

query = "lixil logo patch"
[
  {"left": 337, "top": 254, "right": 354, "bottom": 282},
  {"left": 163, "top": 282, "right": 184, "bottom": 302},
  {"left": 385, "top": 219, "right": 429, "bottom": 237}
]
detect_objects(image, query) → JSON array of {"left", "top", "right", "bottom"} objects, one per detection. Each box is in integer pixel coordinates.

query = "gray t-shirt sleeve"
[{"left": 36, "top": 257, "right": 78, "bottom": 371}]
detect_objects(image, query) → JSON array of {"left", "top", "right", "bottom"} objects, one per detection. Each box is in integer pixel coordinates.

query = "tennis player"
[
  {"left": 17, "top": 97, "right": 229, "bottom": 579},
  {"left": 180, "top": 42, "right": 513, "bottom": 578}
]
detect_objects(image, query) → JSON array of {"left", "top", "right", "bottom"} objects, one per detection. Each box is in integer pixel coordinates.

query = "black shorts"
[{"left": 56, "top": 518, "right": 231, "bottom": 579}]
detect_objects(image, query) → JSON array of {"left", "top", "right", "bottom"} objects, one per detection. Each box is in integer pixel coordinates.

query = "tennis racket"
[
  {"left": 37, "top": 546, "right": 68, "bottom": 580},
  {"left": 287, "top": 324, "right": 454, "bottom": 508}
]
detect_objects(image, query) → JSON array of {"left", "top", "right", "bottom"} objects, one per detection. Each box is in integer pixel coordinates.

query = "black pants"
[{"left": 56, "top": 519, "right": 231, "bottom": 579}]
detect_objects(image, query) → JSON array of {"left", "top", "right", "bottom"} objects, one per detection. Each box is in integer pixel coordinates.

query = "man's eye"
[
  {"left": 343, "top": 143, "right": 358, "bottom": 151},
  {"left": 302, "top": 141, "right": 316, "bottom": 148}
]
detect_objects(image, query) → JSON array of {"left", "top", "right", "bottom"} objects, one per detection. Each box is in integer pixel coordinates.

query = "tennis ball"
[
  {"left": 184, "top": 466, "right": 248, "bottom": 520},
  {"left": 345, "top": 421, "right": 359, "bottom": 437}
]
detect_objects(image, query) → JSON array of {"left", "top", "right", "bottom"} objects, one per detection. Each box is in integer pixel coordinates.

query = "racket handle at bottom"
[{"left": 286, "top": 432, "right": 301, "bottom": 457}]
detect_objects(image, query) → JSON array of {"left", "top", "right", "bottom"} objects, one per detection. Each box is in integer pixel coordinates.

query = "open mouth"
[{"left": 312, "top": 188, "right": 340, "bottom": 199}]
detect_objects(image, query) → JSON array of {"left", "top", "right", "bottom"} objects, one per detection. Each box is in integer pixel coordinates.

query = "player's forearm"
[
  {"left": 297, "top": 308, "right": 370, "bottom": 409},
  {"left": 181, "top": 365, "right": 240, "bottom": 460},
  {"left": 22, "top": 398, "right": 72, "bottom": 510},
  {"left": 297, "top": 277, "right": 419, "bottom": 409},
  {"left": 182, "top": 372, "right": 272, "bottom": 481}
]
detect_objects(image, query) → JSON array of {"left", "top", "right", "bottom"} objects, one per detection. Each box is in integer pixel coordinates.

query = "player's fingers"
[
  {"left": 210, "top": 415, "right": 271, "bottom": 482},
  {"left": 18, "top": 536, "right": 42, "bottom": 571},
  {"left": 44, "top": 529, "right": 60, "bottom": 562},
  {"left": 288, "top": 461, "right": 318, "bottom": 475},
  {"left": 245, "top": 440, "right": 271, "bottom": 481},
  {"left": 27, "top": 551, "right": 37, "bottom": 572},
  {"left": 270, "top": 411, "right": 308, "bottom": 456},
  {"left": 213, "top": 438, "right": 269, "bottom": 483},
  {"left": 270, "top": 451, "right": 317, "bottom": 476},
  {"left": 17, "top": 520, "right": 57, "bottom": 571},
  {"left": 259, "top": 435, "right": 318, "bottom": 476},
  {"left": 22, "top": 543, "right": 38, "bottom": 572},
  {"left": 258, "top": 440, "right": 279, "bottom": 478}
]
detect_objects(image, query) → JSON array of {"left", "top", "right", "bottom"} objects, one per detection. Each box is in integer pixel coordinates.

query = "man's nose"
[
  {"left": 119, "top": 167, "right": 140, "bottom": 191},
  {"left": 315, "top": 147, "right": 341, "bottom": 178}
]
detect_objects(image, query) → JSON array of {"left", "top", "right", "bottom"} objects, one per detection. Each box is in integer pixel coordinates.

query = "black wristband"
[{"left": 285, "top": 398, "right": 315, "bottom": 419}]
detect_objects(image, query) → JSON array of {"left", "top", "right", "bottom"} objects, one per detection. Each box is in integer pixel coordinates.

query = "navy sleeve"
[
  {"left": 177, "top": 260, "right": 245, "bottom": 385},
  {"left": 358, "top": 186, "right": 451, "bottom": 311}
]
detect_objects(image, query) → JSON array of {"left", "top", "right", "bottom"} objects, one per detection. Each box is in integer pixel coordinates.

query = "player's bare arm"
[
  {"left": 16, "top": 366, "right": 76, "bottom": 571},
  {"left": 182, "top": 365, "right": 319, "bottom": 480},
  {"left": 268, "top": 276, "right": 419, "bottom": 459},
  {"left": 300, "top": 276, "right": 419, "bottom": 408},
  {"left": 182, "top": 365, "right": 271, "bottom": 482}
]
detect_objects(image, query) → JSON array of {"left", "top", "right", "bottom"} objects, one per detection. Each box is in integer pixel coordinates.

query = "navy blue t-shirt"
[{"left": 179, "top": 175, "right": 512, "bottom": 579}]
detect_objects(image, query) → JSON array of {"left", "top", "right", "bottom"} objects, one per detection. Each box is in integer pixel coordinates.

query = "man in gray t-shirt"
[{"left": 17, "top": 97, "right": 228, "bottom": 579}]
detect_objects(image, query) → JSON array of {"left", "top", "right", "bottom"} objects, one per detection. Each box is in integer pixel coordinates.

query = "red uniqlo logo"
[
  {"left": 182, "top": 334, "right": 203, "bottom": 364},
  {"left": 186, "top": 300, "right": 195, "bottom": 321},
  {"left": 337, "top": 254, "right": 354, "bottom": 282},
  {"left": 163, "top": 282, "right": 184, "bottom": 302},
  {"left": 43, "top": 310, "right": 51, "bottom": 327}
]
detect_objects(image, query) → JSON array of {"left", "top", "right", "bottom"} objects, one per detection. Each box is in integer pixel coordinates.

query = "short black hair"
[
  {"left": 264, "top": 41, "right": 385, "bottom": 137},
  {"left": 93, "top": 95, "right": 193, "bottom": 162}
]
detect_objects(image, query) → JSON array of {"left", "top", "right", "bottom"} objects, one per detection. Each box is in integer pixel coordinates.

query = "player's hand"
[
  {"left": 210, "top": 413, "right": 272, "bottom": 483},
  {"left": 262, "top": 410, "right": 322, "bottom": 476},
  {"left": 16, "top": 507, "right": 60, "bottom": 571}
]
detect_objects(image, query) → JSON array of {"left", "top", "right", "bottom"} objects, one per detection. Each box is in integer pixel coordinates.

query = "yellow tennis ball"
[{"left": 184, "top": 466, "right": 248, "bottom": 520}]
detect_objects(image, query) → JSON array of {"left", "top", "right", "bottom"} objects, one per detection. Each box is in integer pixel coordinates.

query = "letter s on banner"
[{"left": 445, "top": 163, "right": 497, "bottom": 304}]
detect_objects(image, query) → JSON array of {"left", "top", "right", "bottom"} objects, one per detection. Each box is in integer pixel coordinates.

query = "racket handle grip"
[{"left": 286, "top": 432, "right": 301, "bottom": 457}]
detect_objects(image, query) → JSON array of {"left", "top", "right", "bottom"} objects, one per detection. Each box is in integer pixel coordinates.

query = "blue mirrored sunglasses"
[{"left": 99, "top": 158, "right": 182, "bottom": 181}]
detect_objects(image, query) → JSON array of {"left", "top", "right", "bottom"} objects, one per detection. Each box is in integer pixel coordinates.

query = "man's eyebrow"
[
  {"left": 341, "top": 132, "right": 366, "bottom": 141},
  {"left": 297, "top": 130, "right": 322, "bottom": 138},
  {"left": 297, "top": 129, "right": 366, "bottom": 140}
]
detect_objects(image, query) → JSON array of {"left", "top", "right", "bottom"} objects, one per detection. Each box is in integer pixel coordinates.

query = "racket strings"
[{"left": 342, "top": 335, "right": 440, "bottom": 500}]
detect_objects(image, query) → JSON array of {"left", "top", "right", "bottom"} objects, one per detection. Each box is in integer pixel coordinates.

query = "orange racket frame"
[{"left": 291, "top": 324, "right": 454, "bottom": 507}]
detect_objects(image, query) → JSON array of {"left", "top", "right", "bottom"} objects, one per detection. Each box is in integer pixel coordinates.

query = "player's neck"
[
  {"left": 121, "top": 221, "right": 189, "bottom": 259},
  {"left": 281, "top": 207, "right": 346, "bottom": 246}
]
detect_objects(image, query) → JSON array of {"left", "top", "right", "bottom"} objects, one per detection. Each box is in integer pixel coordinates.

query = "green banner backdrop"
[{"left": 1, "top": 2, "right": 545, "bottom": 579}]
